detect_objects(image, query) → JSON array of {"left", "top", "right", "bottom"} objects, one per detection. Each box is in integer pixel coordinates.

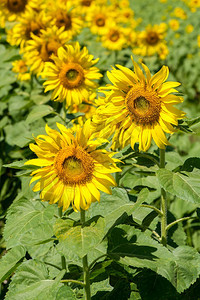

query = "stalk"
[
  {"left": 159, "top": 148, "right": 167, "bottom": 246},
  {"left": 80, "top": 209, "right": 91, "bottom": 300}
]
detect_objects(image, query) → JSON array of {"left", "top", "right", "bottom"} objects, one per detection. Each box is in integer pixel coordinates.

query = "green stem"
[
  {"left": 61, "top": 279, "right": 85, "bottom": 286},
  {"left": 80, "top": 209, "right": 91, "bottom": 300},
  {"left": 166, "top": 217, "right": 195, "bottom": 231},
  {"left": 159, "top": 148, "right": 167, "bottom": 246},
  {"left": 58, "top": 207, "right": 67, "bottom": 270},
  {"left": 88, "top": 254, "right": 108, "bottom": 271},
  {"left": 141, "top": 204, "right": 163, "bottom": 216}
]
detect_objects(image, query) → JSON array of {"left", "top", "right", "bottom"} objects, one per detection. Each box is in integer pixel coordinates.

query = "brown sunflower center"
[
  {"left": 40, "top": 40, "right": 61, "bottom": 62},
  {"left": 25, "top": 21, "right": 43, "bottom": 39},
  {"left": 125, "top": 86, "right": 161, "bottom": 125},
  {"left": 7, "top": 0, "right": 27, "bottom": 12},
  {"left": 82, "top": 0, "right": 92, "bottom": 6},
  {"left": 95, "top": 14, "right": 106, "bottom": 27},
  {"left": 146, "top": 31, "right": 159, "bottom": 45},
  {"left": 109, "top": 30, "right": 120, "bottom": 42},
  {"left": 54, "top": 146, "right": 94, "bottom": 185},
  {"left": 59, "top": 63, "right": 85, "bottom": 89},
  {"left": 56, "top": 11, "right": 72, "bottom": 30}
]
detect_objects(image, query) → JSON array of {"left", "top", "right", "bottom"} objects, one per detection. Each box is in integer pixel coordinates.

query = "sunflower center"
[
  {"left": 25, "top": 21, "right": 42, "bottom": 39},
  {"left": 146, "top": 31, "right": 159, "bottom": 45},
  {"left": 7, "top": 0, "right": 27, "bottom": 12},
  {"left": 95, "top": 15, "right": 106, "bottom": 27},
  {"left": 56, "top": 11, "right": 72, "bottom": 30},
  {"left": 109, "top": 30, "right": 120, "bottom": 42},
  {"left": 125, "top": 86, "right": 161, "bottom": 125},
  {"left": 59, "top": 63, "right": 84, "bottom": 89},
  {"left": 82, "top": 0, "right": 92, "bottom": 6},
  {"left": 40, "top": 40, "right": 61, "bottom": 62},
  {"left": 54, "top": 146, "right": 94, "bottom": 185}
]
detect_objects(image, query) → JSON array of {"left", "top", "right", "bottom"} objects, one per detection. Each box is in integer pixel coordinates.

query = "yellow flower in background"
[
  {"left": 101, "top": 23, "right": 129, "bottom": 51},
  {"left": 24, "top": 121, "right": 121, "bottom": 212},
  {"left": 185, "top": 24, "right": 194, "bottom": 33},
  {"left": 188, "top": 0, "right": 200, "bottom": 12},
  {"left": 173, "top": 7, "right": 187, "bottom": 19},
  {"left": 0, "top": 0, "right": 40, "bottom": 28},
  {"left": 7, "top": 9, "right": 51, "bottom": 48},
  {"left": 197, "top": 35, "right": 200, "bottom": 47},
  {"left": 169, "top": 19, "right": 179, "bottom": 31},
  {"left": 133, "top": 23, "right": 168, "bottom": 60},
  {"left": 12, "top": 59, "right": 31, "bottom": 81},
  {"left": 45, "top": 1, "right": 83, "bottom": 39},
  {"left": 22, "top": 26, "right": 70, "bottom": 76},
  {"left": 92, "top": 58, "right": 185, "bottom": 151},
  {"left": 43, "top": 42, "right": 102, "bottom": 107}
]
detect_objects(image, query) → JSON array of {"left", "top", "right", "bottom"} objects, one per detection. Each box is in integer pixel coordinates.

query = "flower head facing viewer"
[
  {"left": 43, "top": 42, "right": 102, "bottom": 107},
  {"left": 25, "top": 121, "right": 121, "bottom": 212},
  {"left": 92, "top": 58, "right": 185, "bottom": 152}
]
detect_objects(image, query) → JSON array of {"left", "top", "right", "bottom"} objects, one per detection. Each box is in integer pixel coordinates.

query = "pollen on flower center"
[
  {"left": 59, "top": 63, "right": 85, "bottom": 89},
  {"left": 95, "top": 15, "right": 106, "bottom": 27},
  {"left": 54, "top": 146, "right": 94, "bottom": 185},
  {"left": 7, "top": 0, "right": 27, "bottom": 12},
  {"left": 125, "top": 86, "right": 161, "bottom": 125},
  {"left": 146, "top": 31, "right": 159, "bottom": 45}
]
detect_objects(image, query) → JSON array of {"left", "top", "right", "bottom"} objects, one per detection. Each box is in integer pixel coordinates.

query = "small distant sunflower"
[
  {"left": 22, "top": 26, "right": 70, "bottom": 76},
  {"left": 92, "top": 58, "right": 185, "bottom": 151},
  {"left": 43, "top": 42, "right": 102, "bottom": 107},
  {"left": 173, "top": 7, "right": 187, "bottom": 19},
  {"left": 7, "top": 9, "right": 51, "bottom": 48},
  {"left": 24, "top": 121, "right": 121, "bottom": 211},
  {"left": 0, "top": 0, "right": 39, "bottom": 28},
  {"left": 12, "top": 59, "right": 30, "bottom": 81},
  {"left": 188, "top": 0, "right": 200, "bottom": 12},
  {"left": 169, "top": 19, "right": 179, "bottom": 31},
  {"left": 101, "top": 23, "right": 128, "bottom": 51},
  {"left": 46, "top": 1, "right": 83, "bottom": 39},
  {"left": 133, "top": 23, "right": 168, "bottom": 59}
]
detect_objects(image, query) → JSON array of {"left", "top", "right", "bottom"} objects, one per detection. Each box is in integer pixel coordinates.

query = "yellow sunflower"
[
  {"left": 133, "top": 23, "right": 168, "bottom": 60},
  {"left": 24, "top": 121, "right": 121, "bottom": 211},
  {"left": 101, "top": 23, "right": 128, "bottom": 51},
  {"left": 12, "top": 59, "right": 30, "bottom": 81},
  {"left": 0, "top": 0, "right": 40, "bottom": 28},
  {"left": 7, "top": 9, "right": 51, "bottom": 48},
  {"left": 22, "top": 25, "right": 70, "bottom": 76},
  {"left": 45, "top": 1, "right": 83, "bottom": 39},
  {"left": 169, "top": 19, "right": 179, "bottom": 31},
  {"left": 92, "top": 58, "right": 185, "bottom": 152},
  {"left": 43, "top": 42, "right": 102, "bottom": 107}
]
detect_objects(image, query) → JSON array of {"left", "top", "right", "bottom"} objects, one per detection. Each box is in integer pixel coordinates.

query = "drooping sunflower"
[
  {"left": 0, "top": 0, "right": 40, "bottom": 28},
  {"left": 22, "top": 26, "right": 70, "bottom": 76},
  {"left": 24, "top": 121, "right": 121, "bottom": 211},
  {"left": 92, "top": 58, "right": 185, "bottom": 152},
  {"left": 133, "top": 23, "right": 168, "bottom": 60},
  {"left": 7, "top": 9, "right": 51, "bottom": 49},
  {"left": 43, "top": 42, "right": 102, "bottom": 107},
  {"left": 45, "top": 1, "right": 83, "bottom": 39}
]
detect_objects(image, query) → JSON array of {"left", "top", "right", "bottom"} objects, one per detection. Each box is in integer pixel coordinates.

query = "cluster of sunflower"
[{"left": 0, "top": 0, "right": 185, "bottom": 212}]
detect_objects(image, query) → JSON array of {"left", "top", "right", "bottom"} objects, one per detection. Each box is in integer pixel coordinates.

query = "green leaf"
[
  {"left": 186, "top": 116, "right": 200, "bottom": 127},
  {"left": 4, "top": 121, "right": 31, "bottom": 147},
  {"left": 56, "top": 286, "right": 76, "bottom": 300},
  {"left": 5, "top": 260, "right": 64, "bottom": 300},
  {"left": 3, "top": 159, "right": 34, "bottom": 170},
  {"left": 57, "top": 217, "right": 105, "bottom": 258},
  {"left": 157, "top": 169, "right": 200, "bottom": 204},
  {"left": 4, "top": 197, "right": 55, "bottom": 248},
  {"left": 0, "top": 246, "right": 26, "bottom": 283},
  {"left": 26, "top": 105, "right": 54, "bottom": 124}
]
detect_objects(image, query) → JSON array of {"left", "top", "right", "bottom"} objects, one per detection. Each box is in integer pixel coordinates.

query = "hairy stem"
[
  {"left": 159, "top": 148, "right": 167, "bottom": 246},
  {"left": 58, "top": 207, "right": 67, "bottom": 270},
  {"left": 80, "top": 209, "right": 91, "bottom": 300}
]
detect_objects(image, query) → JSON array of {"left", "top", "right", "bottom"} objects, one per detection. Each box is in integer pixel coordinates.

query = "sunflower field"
[{"left": 1, "top": 0, "right": 200, "bottom": 299}]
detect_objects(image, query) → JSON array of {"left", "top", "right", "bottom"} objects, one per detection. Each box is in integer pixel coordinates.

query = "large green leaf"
[
  {"left": 4, "top": 197, "right": 55, "bottom": 248},
  {"left": 5, "top": 260, "right": 65, "bottom": 300},
  {"left": 26, "top": 105, "right": 54, "bottom": 124},
  {"left": 0, "top": 246, "right": 26, "bottom": 283},
  {"left": 57, "top": 217, "right": 105, "bottom": 258},
  {"left": 55, "top": 286, "right": 76, "bottom": 300},
  {"left": 156, "top": 169, "right": 200, "bottom": 204}
]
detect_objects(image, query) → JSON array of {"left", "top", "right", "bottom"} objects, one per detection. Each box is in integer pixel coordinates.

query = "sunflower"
[
  {"left": 12, "top": 59, "right": 30, "bottom": 81},
  {"left": 7, "top": 9, "right": 51, "bottom": 48},
  {"left": 173, "top": 7, "right": 187, "bottom": 19},
  {"left": 24, "top": 121, "right": 121, "bottom": 211},
  {"left": 45, "top": 1, "right": 83, "bottom": 39},
  {"left": 133, "top": 23, "right": 168, "bottom": 60},
  {"left": 43, "top": 42, "right": 102, "bottom": 107},
  {"left": 0, "top": 0, "right": 40, "bottom": 28},
  {"left": 92, "top": 58, "right": 185, "bottom": 152},
  {"left": 101, "top": 23, "right": 129, "bottom": 51},
  {"left": 22, "top": 26, "right": 70, "bottom": 76},
  {"left": 169, "top": 19, "right": 179, "bottom": 31}
]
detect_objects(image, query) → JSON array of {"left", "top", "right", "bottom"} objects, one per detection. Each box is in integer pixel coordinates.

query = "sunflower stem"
[
  {"left": 80, "top": 209, "right": 91, "bottom": 300},
  {"left": 159, "top": 148, "right": 167, "bottom": 246},
  {"left": 58, "top": 207, "right": 67, "bottom": 270}
]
